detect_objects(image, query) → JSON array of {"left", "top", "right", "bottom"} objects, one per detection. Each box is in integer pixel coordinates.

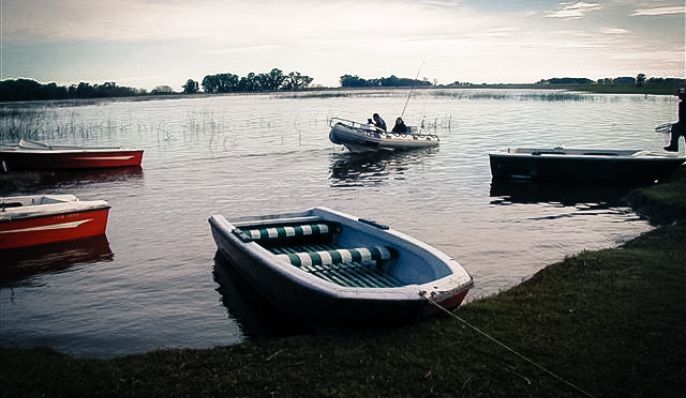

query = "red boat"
[
  {"left": 0, "top": 139, "right": 143, "bottom": 170},
  {"left": 0, "top": 194, "right": 110, "bottom": 250}
]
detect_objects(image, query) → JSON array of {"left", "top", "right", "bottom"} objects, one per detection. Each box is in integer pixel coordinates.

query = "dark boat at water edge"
[{"left": 489, "top": 147, "right": 685, "bottom": 182}]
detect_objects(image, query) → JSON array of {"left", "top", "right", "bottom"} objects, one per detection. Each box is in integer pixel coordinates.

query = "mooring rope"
[{"left": 420, "top": 292, "right": 595, "bottom": 398}]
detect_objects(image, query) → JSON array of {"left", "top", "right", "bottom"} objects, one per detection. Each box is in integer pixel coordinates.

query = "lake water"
[{"left": 0, "top": 89, "right": 675, "bottom": 357}]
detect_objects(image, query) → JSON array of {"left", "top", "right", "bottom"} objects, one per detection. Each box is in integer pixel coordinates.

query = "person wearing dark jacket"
[
  {"left": 391, "top": 117, "right": 408, "bottom": 134},
  {"left": 372, "top": 113, "right": 387, "bottom": 132},
  {"left": 664, "top": 88, "right": 686, "bottom": 152}
]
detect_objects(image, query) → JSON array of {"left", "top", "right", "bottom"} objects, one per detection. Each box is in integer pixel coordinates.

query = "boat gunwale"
[
  {"left": 0, "top": 147, "right": 144, "bottom": 155},
  {"left": 0, "top": 199, "right": 111, "bottom": 222},
  {"left": 489, "top": 150, "right": 686, "bottom": 161}
]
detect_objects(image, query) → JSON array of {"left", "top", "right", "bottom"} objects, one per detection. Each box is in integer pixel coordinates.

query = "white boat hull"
[
  {"left": 209, "top": 207, "right": 473, "bottom": 325},
  {"left": 329, "top": 122, "right": 439, "bottom": 153}
]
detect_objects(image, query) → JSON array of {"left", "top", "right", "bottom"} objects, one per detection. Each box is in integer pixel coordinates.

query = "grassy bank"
[
  {"left": 628, "top": 167, "right": 686, "bottom": 224},
  {"left": 573, "top": 85, "right": 680, "bottom": 96},
  {"left": 2, "top": 171, "right": 685, "bottom": 397}
]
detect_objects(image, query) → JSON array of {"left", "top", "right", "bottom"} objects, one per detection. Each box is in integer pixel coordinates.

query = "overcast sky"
[{"left": 1, "top": 0, "right": 684, "bottom": 89}]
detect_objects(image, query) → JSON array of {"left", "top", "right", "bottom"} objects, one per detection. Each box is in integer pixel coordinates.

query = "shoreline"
[
  {"left": 0, "top": 85, "right": 677, "bottom": 108},
  {"left": 1, "top": 169, "right": 684, "bottom": 397}
]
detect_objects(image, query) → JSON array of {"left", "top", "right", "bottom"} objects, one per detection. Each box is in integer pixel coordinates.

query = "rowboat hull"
[
  {"left": 490, "top": 148, "right": 685, "bottom": 182},
  {"left": 329, "top": 122, "right": 439, "bottom": 153},
  {"left": 0, "top": 195, "right": 110, "bottom": 250},
  {"left": 209, "top": 207, "right": 473, "bottom": 325},
  {"left": 0, "top": 149, "right": 143, "bottom": 170}
]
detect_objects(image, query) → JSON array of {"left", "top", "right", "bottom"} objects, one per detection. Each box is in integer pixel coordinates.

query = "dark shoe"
[{"left": 664, "top": 146, "right": 678, "bottom": 152}]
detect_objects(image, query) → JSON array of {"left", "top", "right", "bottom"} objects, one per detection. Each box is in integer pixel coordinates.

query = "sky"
[{"left": 1, "top": 0, "right": 684, "bottom": 90}]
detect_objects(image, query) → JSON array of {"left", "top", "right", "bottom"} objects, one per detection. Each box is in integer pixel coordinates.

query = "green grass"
[
  {"left": 1, "top": 169, "right": 685, "bottom": 397},
  {"left": 628, "top": 167, "right": 686, "bottom": 224}
]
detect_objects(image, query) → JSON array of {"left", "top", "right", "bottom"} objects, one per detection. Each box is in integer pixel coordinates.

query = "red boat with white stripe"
[
  {"left": 0, "top": 195, "right": 110, "bottom": 250},
  {"left": 0, "top": 139, "right": 143, "bottom": 170}
]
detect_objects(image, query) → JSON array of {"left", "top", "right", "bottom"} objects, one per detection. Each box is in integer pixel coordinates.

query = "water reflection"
[
  {"left": 489, "top": 178, "right": 648, "bottom": 207},
  {"left": 0, "top": 236, "right": 113, "bottom": 283},
  {"left": 329, "top": 148, "right": 439, "bottom": 187},
  {"left": 0, "top": 167, "right": 143, "bottom": 195},
  {"left": 212, "top": 253, "right": 306, "bottom": 339}
]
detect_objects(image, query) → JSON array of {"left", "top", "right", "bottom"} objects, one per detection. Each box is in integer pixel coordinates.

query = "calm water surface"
[{"left": 0, "top": 89, "right": 675, "bottom": 357}]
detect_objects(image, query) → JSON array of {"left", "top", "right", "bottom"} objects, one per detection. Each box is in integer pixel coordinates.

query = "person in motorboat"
[
  {"left": 372, "top": 113, "right": 387, "bottom": 132},
  {"left": 664, "top": 87, "right": 685, "bottom": 152},
  {"left": 391, "top": 117, "right": 408, "bottom": 134}
]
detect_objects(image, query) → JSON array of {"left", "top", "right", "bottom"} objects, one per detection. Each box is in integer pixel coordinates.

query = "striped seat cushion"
[
  {"left": 239, "top": 223, "right": 334, "bottom": 241},
  {"left": 275, "top": 246, "right": 391, "bottom": 268}
]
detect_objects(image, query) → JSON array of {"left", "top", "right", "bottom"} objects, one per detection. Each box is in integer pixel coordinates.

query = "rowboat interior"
[
  {"left": 230, "top": 215, "right": 452, "bottom": 289},
  {"left": 13, "top": 139, "right": 125, "bottom": 151},
  {"left": 1, "top": 194, "right": 78, "bottom": 209}
]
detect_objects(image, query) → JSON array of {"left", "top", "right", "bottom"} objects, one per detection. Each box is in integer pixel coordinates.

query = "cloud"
[
  {"left": 631, "top": 6, "right": 685, "bottom": 16},
  {"left": 600, "top": 27, "right": 630, "bottom": 34},
  {"left": 2, "top": 0, "right": 684, "bottom": 87},
  {"left": 545, "top": 2, "right": 601, "bottom": 19}
]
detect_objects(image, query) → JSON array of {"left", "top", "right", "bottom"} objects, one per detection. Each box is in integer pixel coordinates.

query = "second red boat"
[{"left": 0, "top": 139, "right": 143, "bottom": 170}]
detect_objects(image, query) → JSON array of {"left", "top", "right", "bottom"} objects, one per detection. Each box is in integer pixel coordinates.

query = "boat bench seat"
[
  {"left": 235, "top": 223, "right": 338, "bottom": 242},
  {"left": 274, "top": 246, "right": 392, "bottom": 268},
  {"left": 270, "top": 244, "right": 404, "bottom": 288}
]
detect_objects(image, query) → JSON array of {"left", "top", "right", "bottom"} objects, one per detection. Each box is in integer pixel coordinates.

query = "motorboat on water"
[
  {"left": 0, "top": 139, "right": 144, "bottom": 170},
  {"left": 329, "top": 118, "right": 439, "bottom": 153},
  {"left": 0, "top": 194, "right": 110, "bottom": 250},
  {"left": 489, "top": 147, "right": 685, "bottom": 182},
  {"left": 209, "top": 207, "right": 473, "bottom": 325}
]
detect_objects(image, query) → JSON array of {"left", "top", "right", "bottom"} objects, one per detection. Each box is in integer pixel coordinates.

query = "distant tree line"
[
  {"left": 3, "top": 71, "right": 684, "bottom": 103},
  {"left": 0, "top": 79, "right": 148, "bottom": 102},
  {"left": 197, "top": 68, "right": 313, "bottom": 94},
  {"left": 535, "top": 74, "right": 685, "bottom": 88},
  {"left": 0, "top": 68, "right": 314, "bottom": 102},
  {"left": 529, "top": 74, "right": 685, "bottom": 95},
  {"left": 340, "top": 74, "right": 432, "bottom": 88}
]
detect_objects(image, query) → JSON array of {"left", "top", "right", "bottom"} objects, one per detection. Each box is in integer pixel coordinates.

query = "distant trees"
[
  {"left": 636, "top": 73, "right": 646, "bottom": 87},
  {"left": 0, "top": 79, "right": 144, "bottom": 102},
  {"left": 536, "top": 77, "right": 594, "bottom": 85},
  {"left": 238, "top": 73, "right": 261, "bottom": 92},
  {"left": 538, "top": 73, "right": 686, "bottom": 94},
  {"left": 150, "top": 85, "right": 175, "bottom": 95},
  {"left": 283, "top": 72, "right": 314, "bottom": 91},
  {"left": 201, "top": 73, "right": 240, "bottom": 93},
  {"left": 0, "top": 69, "right": 316, "bottom": 102},
  {"left": 183, "top": 79, "right": 199, "bottom": 94},
  {"left": 612, "top": 76, "right": 636, "bottom": 85},
  {"left": 339, "top": 74, "right": 432, "bottom": 88},
  {"left": 200, "top": 68, "right": 313, "bottom": 93},
  {"left": 447, "top": 81, "right": 476, "bottom": 87},
  {"left": 593, "top": 74, "right": 684, "bottom": 89}
]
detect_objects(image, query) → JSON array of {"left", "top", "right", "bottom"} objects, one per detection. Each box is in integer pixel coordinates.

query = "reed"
[{"left": 0, "top": 107, "right": 52, "bottom": 141}]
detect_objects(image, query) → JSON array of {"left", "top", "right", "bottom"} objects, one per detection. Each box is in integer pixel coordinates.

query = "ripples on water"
[{"left": 0, "top": 89, "right": 671, "bottom": 356}]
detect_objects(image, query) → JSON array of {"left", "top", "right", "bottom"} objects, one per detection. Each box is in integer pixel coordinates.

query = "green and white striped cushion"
[
  {"left": 275, "top": 246, "right": 391, "bottom": 268},
  {"left": 243, "top": 223, "right": 332, "bottom": 241}
]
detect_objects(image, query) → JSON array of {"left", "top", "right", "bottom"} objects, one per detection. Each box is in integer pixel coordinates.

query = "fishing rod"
[{"left": 400, "top": 62, "right": 425, "bottom": 119}]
